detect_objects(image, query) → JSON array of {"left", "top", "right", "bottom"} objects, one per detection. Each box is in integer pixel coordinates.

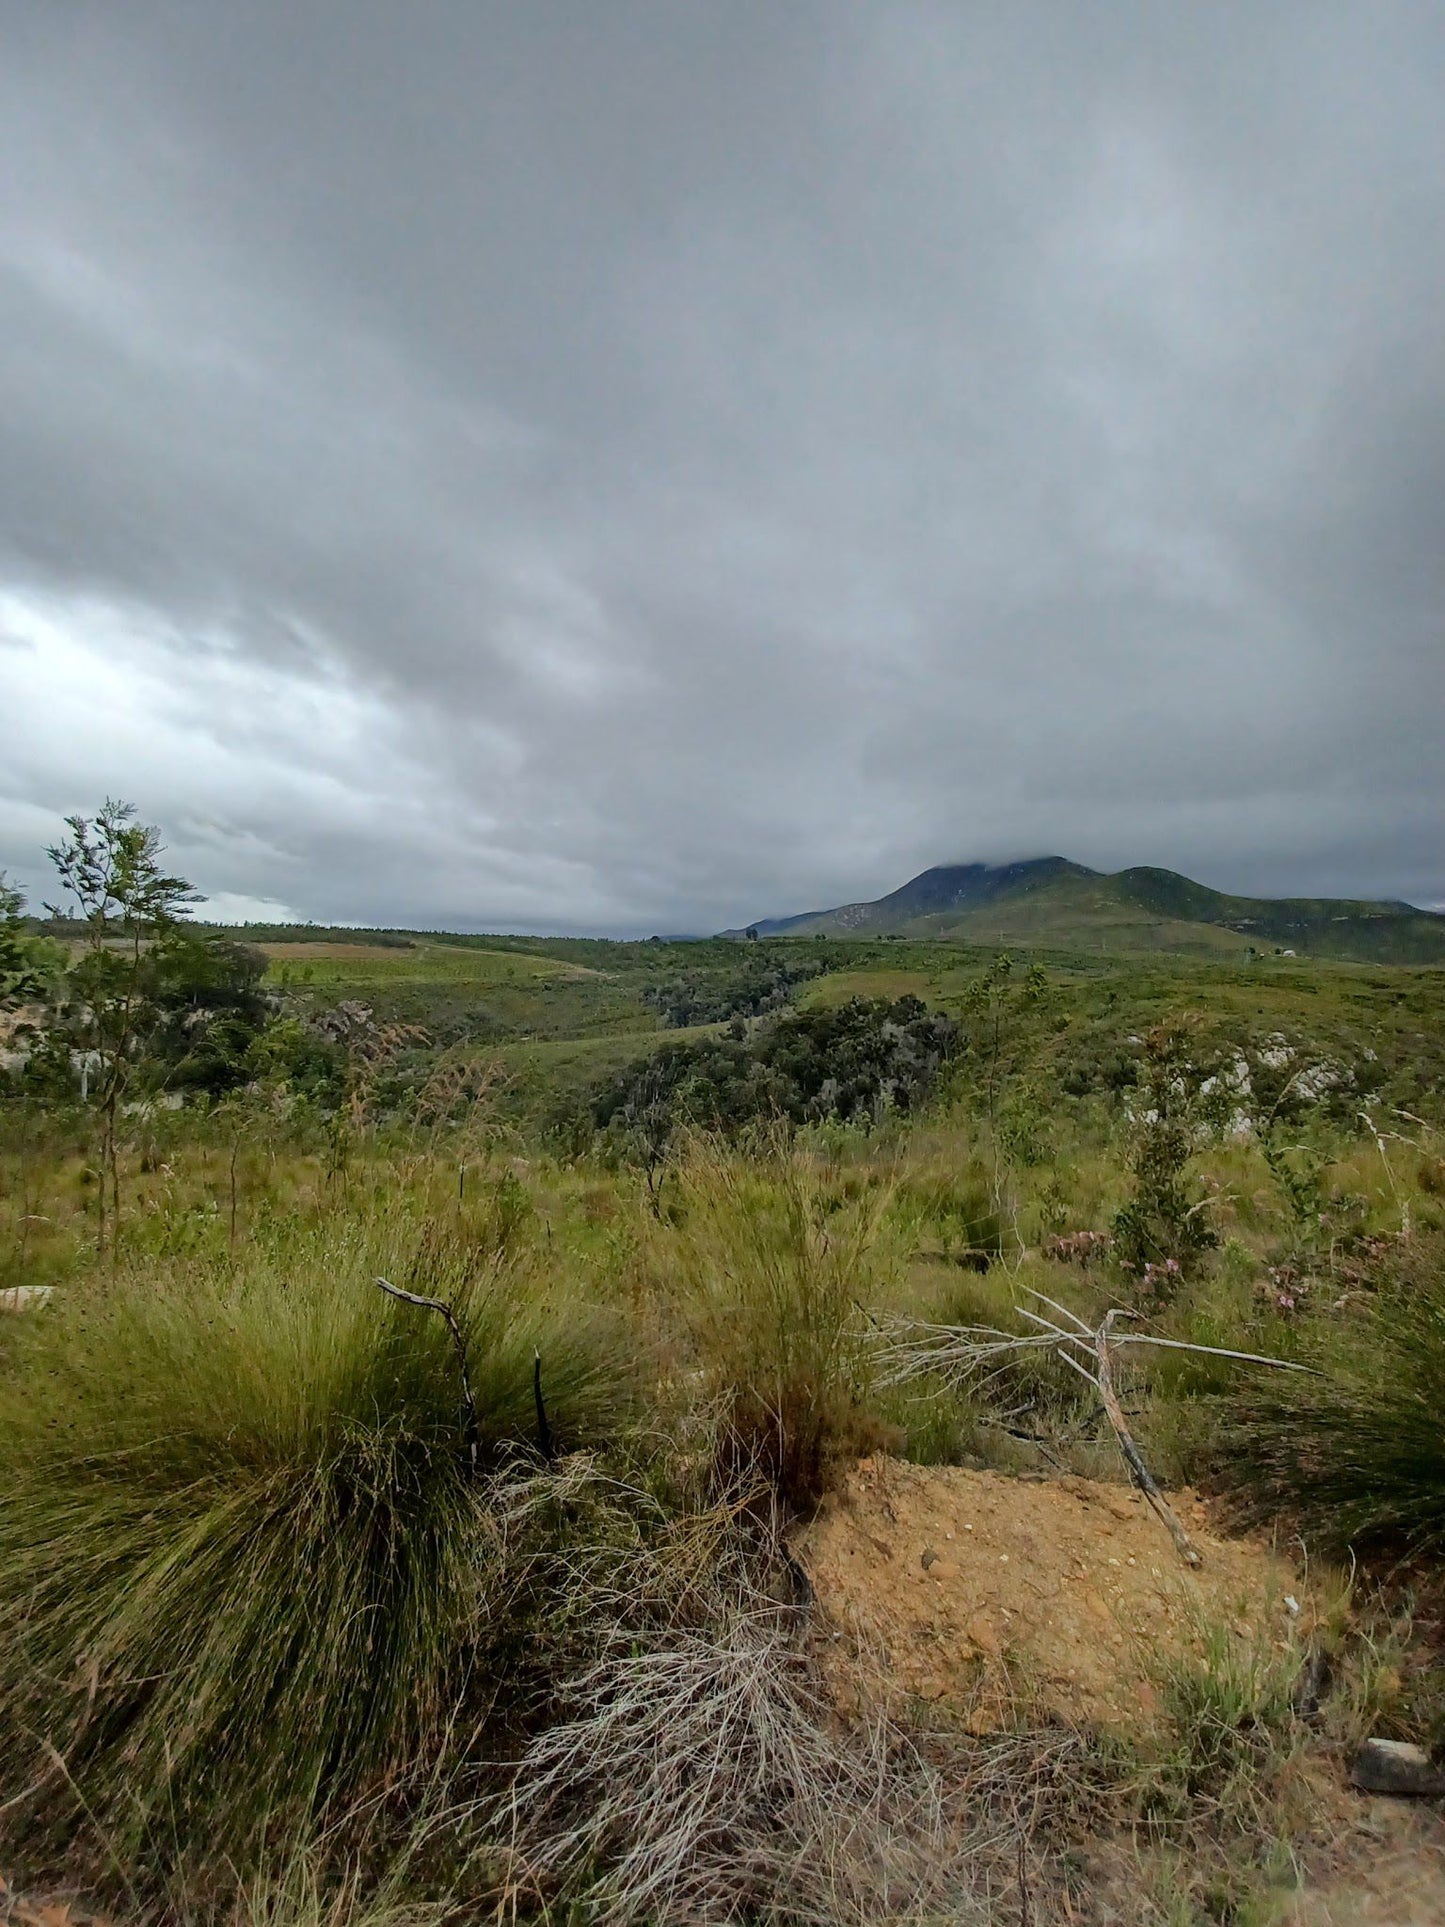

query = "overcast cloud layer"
[{"left": 1, "top": 2, "right": 1442, "bottom": 932}]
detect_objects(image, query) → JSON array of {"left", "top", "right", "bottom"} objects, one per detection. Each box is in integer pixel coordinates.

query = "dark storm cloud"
[{"left": 1, "top": 1, "right": 1441, "bottom": 929}]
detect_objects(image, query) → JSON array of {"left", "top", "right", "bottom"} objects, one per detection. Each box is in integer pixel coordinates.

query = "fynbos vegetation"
[{"left": 4, "top": 805, "right": 1445, "bottom": 1924}]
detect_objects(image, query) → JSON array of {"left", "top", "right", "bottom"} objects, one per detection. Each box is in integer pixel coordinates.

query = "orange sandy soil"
[
  {"left": 794, "top": 1456, "right": 1306, "bottom": 1729},
  {"left": 797, "top": 1460, "right": 1445, "bottom": 1917}
]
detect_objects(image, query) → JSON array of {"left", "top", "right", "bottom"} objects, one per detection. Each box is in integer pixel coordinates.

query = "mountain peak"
[{"left": 726, "top": 857, "right": 1445, "bottom": 963}]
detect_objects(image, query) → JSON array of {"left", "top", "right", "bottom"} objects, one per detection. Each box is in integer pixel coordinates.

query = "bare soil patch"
[{"left": 795, "top": 1456, "right": 1303, "bottom": 1728}]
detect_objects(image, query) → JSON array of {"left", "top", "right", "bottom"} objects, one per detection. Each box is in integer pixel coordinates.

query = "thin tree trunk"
[{"left": 229, "top": 1132, "right": 241, "bottom": 1252}]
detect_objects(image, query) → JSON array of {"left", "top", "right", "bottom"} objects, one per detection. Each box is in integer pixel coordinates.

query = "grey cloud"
[{"left": 0, "top": 1, "right": 1442, "bottom": 930}]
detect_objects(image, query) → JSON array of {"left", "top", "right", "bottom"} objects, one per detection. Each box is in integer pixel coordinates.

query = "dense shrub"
[
  {"left": 20, "top": 933, "right": 274, "bottom": 1103},
  {"left": 151, "top": 935, "right": 273, "bottom": 1092},
  {"left": 641, "top": 953, "right": 827, "bottom": 1027},
  {"left": 590, "top": 996, "right": 959, "bottom": 1153}
]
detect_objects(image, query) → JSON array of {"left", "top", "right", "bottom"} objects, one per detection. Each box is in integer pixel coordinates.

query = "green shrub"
[
  {"left": 589, "top": 996, "right": 959, "bottom": 1152},
  {"left": 1112, "top": 1023, "right": 1218, "bottom": 1288},
  {"left": 0, "top": 1211, "right": 636, "bottom": 1871},
  {"left": 641, "top": 952, "right": 827, "bottom": 1027}
]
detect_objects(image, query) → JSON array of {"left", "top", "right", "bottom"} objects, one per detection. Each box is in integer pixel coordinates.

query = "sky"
[{"left": 1, "top": 2, "right": 1442, "bottom": 933}]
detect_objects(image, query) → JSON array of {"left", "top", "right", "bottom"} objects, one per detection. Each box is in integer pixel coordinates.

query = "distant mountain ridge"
[{"left": 722, "top": 858, "right": 1445, "bottom": 964}]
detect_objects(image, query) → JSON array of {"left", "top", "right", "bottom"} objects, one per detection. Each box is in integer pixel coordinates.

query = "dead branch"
[
  {"left": 374, "top": 1275, "right": 479, "bottom": 1471},
  {"left": 871, "top": 1287, "right": 1314, "bottom": 1568},
  {"left": 1093, "top": 1308, "right": 1200, "bottom": 1566}
]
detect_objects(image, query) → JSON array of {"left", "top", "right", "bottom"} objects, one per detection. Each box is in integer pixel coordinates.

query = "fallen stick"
[
  {"left": 1093, "top": 1309, "right": 1201, "bottom": 1567},
  {"left": 871, "top": 1291, "right": 1314, "bottom": 1568}
]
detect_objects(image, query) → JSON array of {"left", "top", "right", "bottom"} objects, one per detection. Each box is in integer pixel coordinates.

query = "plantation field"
[
  {"left": 262, "top": 934, "right": 668, "bottom": 1046},
  {"left": 261, "top": 937, "right": 601, "bottom": 981},
  {"left": 5, "top": 918, "right": 1445, "bottom": 1925}
]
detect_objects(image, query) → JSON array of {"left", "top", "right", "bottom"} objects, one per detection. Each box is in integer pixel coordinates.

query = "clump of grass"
[
  {"left": 1124, "top": 1607, "right": 1309, "bottom": 1922},
  {"left": 0, "top": 1208, "right": 638, "bottom": 1876},
  {"left": 890, "top": 1161, "right": 1002, "bottom": 1266},
  {"left": 1141, "top": 1614, "right": 1303, "bottom": 1825},
  {"left": 229, "top": 1843, "right": 450, "bottom": 1927},
  {"left": 876, "top": 1365, "right": 993, "bottom": 1467},
  {"left": 663, "top": 1140, "right": 896, "bottom": 1510},
  {"left": 1220, "top": 1229, "right": 1445, "bottom": 1554}
]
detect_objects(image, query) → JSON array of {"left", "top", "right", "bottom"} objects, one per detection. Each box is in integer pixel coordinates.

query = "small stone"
[
  {"left": 1350, "top": 1738, "right": 1445, "bottom": 1797},
  {"left": 966, "top": 1613, "right": 1001, "bottom": 1657}
]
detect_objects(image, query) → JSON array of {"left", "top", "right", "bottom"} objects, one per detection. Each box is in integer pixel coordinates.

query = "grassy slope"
[{"left": 263, "top": 937, "right": 664, "bottom": 1045}]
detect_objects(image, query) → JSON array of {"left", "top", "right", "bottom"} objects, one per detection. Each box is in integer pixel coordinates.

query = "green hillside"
[{"left": 731, "top": 858, "right": 1445, "bottom": 964}]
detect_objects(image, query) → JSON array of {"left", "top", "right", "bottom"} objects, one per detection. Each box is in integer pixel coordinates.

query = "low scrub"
[
  {"left": 0, "top": 1211, "right": 637, "bottom": 1873},
  {"left": 588, "top": 995, "right": 959, "bottom": 1157}
]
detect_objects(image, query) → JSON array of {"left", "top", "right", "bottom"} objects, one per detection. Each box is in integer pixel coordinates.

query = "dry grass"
[{"left": 495, "top": 1539, "right": 1096, "bottom": 1926}]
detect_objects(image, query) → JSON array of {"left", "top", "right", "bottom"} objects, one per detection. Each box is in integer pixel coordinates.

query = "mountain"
[{"left": 723, "top": 858, "right": 1445, "bottom": 964}]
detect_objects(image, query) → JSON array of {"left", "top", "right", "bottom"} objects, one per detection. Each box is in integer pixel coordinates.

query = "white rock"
[{"left": 0, "top": 1285, "right": 54, "bottom": 1313}]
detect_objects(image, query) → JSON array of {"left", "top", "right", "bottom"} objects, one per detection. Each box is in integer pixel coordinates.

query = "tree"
[
  {"left": 150, "top": 936, "right": 270, "bottom": 1095},
  {"left": 959, "top": 953, "right": 1047, "bottom": 1129},
  {"left": 0, "top": 873, "right": 47, "bottom": 1011},
  {"left": 46, "top": 800, "right": 201, "bottom": 1250}
]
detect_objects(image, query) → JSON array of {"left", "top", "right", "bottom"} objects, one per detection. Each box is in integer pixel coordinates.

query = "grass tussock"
[
  {"left": 0, "top": 1209, "right": 638, "bottom": 1871},
  {"left": 1140, "top": 1614, "right": 1304, "bottom": 1830},
  {"left": 663, "top": 1140, "right": 897, "bottom": 1510},
  {"left": 1220, "top": 1229, "right": 1445, "bottom": 1554},
  {"left": 227, "top": 1848, "right": 450, "bottom": 1927}
]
